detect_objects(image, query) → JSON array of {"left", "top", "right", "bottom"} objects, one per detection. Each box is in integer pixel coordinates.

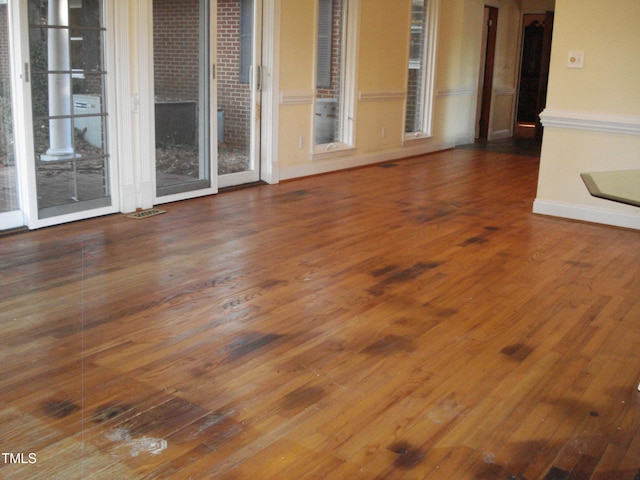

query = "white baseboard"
[
  {"left": 139, "top": 182, "right": 155, "bottom": 210},
  {"left": 119, "top": 184, "right": 138, "bottom": 213},
  {"left": 533, "top": 199, "right": 640, "bottom": 230},
  {"left": 279, "top": 141, "right": 454, "bottom": 180},
  {"left": 0, "top": 211, "right": 25, "bottom": 231}
]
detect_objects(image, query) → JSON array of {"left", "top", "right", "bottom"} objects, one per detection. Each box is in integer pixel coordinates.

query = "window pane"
[
  {"left": 314, "top": 0, "right": 342, "bottom": 145},
  {"left": 0, "top": 1, "right": 18, "bottom": 214},
  {"left": 154, "top": 0, "right": 212, "bottom": 193},
  {"left": 405, "top": 0, "right": 427, "bottom": 134},
  {"left": 29, "top": 0, "right": 111, "bottom": 219}
]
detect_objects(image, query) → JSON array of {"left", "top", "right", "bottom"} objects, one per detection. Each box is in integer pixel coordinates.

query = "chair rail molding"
[{"left": 540, "top": 109, "right": 640, "bottom": 136}]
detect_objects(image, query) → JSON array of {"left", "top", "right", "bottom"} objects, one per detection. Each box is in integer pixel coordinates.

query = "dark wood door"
[
  {"left": 515, "top": 11, "right": 554, "bottom": 139},
  {"left": 478, "top": 6, "right": 499, "bottom": 140}
]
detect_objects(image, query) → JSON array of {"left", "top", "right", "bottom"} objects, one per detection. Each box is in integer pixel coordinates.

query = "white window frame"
[
  {"left": 312, "top": 0, "right": 358, "bottom": 159},
  {"left": 404, "top": 0, "right": 438, "bottom": 142}
]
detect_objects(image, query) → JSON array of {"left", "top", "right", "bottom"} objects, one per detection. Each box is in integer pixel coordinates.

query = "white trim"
[
  {"left": 0, "top": 211, "right": 24, "bottom": 231},
  {"left": 533, "top": 199, "right": 640, "bottom": 230},
  {"left": 421, "top": 0, "right": 438, "bottom": 136},
  {"left": 11, "top": 0, "right": 35, "bottom": 227},
  {"left": 136, "top": 0, "right": 158, "bottom": 209},
  {"left": 403, "top": 133, "right": 434, "bottom": 146},
  {"left": 280, "top": 91, "right": 314, "bottom": 105},
  {"left": 311, "top": 144, "right": 356, "bottom": 161},
  {"left": 260, "top": 0, "right": 280, "bottom": 185},
  {"left": 281, "top": 141, "right": 452, "bottom": 180},
  {"left": 359, "top": 91, "right": 405, "bottom": 102},
  {"left": 539, "top": 109, "right": 640, "bottom": 136},
  {"left": 340, "top": 0, "right": 359, "bottom": 148},
  {"left": 436, "top": 86, "right": 475, "bottom": 97},
  {"left": 114, "top": 0, "right": 136, "bottom": 213}
]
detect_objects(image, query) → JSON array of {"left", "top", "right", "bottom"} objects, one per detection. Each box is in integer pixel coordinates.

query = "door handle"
[{"left": 256, "top": 65, "right": 263, "bottom": 92}]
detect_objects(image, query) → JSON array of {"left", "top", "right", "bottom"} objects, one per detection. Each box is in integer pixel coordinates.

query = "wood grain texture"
[{"left": 1, "top": 147, "right": 640, "bottom": 479}]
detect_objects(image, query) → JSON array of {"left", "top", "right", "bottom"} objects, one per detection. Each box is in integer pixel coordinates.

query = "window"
[
  {"left": 405, "top": 0, "right": 437, "bottom": 138},
  {"left": 313, "top": 0, "right": 356, "bottom": 152}
]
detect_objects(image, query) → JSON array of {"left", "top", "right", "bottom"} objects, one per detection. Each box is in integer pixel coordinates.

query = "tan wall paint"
[
  {"left": 545, "top": 0, "right": 640, "bottom": 114},
  {"left": 276, "top": 0, "right": 527, "bottom": 173},
  {"left": 358, "top": 0, "right": 410, "bottom": 93},
  {"left": 536, "top": 0, "right": 640, "bottom": 227},
  {"left": 279, "top": 0, "right": 315, "bottom": 92}
]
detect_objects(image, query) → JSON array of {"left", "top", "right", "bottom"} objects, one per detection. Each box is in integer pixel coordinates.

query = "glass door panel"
[
  {"left": 217, "top": 0, "right": 260, "bottom": 188},
  {"left": 0, "top": 1, "right": 21, "bottom": 229},
  {"left": 28, "top": 0, "right": 112, "bottom": 220},
  {"left": 153, "top": 0, "right": 211, "bottom": 198}
]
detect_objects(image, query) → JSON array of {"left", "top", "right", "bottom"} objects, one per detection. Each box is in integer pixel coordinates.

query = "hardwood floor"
[{"left": 1, "top": 147, "right": 640, "bottom": 479}]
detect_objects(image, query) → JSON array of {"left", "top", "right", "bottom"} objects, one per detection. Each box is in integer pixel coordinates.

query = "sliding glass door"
[
  {"left": 216, "top": 0, "right": 261, "bottom": 188},
  {"left": 23, "top": 0, "right": 117, "bottom": 226},
  {"left": 0, "top": 0, "right": 21, "bottom": 229},
  {"left": 153, "top": 0, "right": 214, "bottom": 199},
  {"left": 153, "top": 0, "right": 262, "bottom": 199}
]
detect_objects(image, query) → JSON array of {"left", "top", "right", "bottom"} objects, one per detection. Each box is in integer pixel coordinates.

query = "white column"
[{"left": 43, "top": 0, "right": 74, "bottom": 160}]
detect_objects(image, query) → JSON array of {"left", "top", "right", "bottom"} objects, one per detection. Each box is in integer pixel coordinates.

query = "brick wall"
[
  {"left": 405, "top": 68, "right": 421, "bottom": 132},
  {"left": 216, "top": 0, "right": 251, "bottom": 150},
  {"left": 153, "top": 0, "right": 200, "bottom": 102},
  {"left": 0, "top": 4, "right": 11, "bottom": 160},
  {"left": 0, "top": 5, "right": 9, "bottom": 91},
  {"left": 153, "top": 0, "right": 251, "bottom": 150},
  {"left": 316, "top": 0, "right": 343, "bottom": 100}
]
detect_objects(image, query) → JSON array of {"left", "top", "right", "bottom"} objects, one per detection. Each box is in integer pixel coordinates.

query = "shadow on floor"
[{"left": 457, "top": 137, "right": 542, "bottom": 157}]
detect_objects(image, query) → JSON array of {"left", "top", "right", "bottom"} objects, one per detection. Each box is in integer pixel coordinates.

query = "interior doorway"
[
  {"left": 476, "top": 6, "right": 498, "bottom": 141},
  {"left": 514, "top": 11, "right": 554, "bottom": 139}
]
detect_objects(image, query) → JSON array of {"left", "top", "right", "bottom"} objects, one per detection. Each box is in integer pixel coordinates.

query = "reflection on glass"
[
  {"left": 28, "top": 0, "right": 110, "bottom": 218},
  {"left": 154, "top": 0, "right": 210, "bottom": 195},
  {"left": 216, "top": 0, "right": 253, "bottom": 175},
  {"left": 0, "top": 1, "right": 18, "bottom": 214},
  {"left": 405, "top": 0, "right": 427, "bottom": 134},
  {"left": 314, "top": 0, "right": 343, "bottom": 145}
]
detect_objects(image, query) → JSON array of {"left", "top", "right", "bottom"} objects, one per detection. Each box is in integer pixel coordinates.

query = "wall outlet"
[{"left": 567, "top": 51, "right": 584, "bottom": 69}]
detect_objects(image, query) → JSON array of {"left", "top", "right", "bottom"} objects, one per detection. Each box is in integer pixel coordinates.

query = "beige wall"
[
  {"left": 276, "top": 0, "right": 526, "bottom": 178},
  {"left": 535, "top": 0, "right": 640, "bottom": 228}
]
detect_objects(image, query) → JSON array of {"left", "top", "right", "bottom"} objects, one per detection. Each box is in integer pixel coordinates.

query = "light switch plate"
[{"left": 568, "top": 51, "right": 584, "bottom": 69}]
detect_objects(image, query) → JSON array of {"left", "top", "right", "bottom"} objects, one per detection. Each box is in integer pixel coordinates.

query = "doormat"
[{"left": 126, "top": 208, "right": 166, "bottom": 219}]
